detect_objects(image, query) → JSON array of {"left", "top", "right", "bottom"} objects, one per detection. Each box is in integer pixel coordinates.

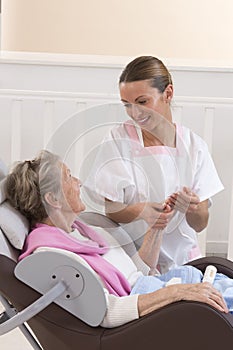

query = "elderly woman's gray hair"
[{"left": 5, "top": 150, "right": 62, "bottom": 228}]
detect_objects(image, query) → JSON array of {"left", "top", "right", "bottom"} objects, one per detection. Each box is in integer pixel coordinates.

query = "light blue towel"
[
  {"left": 131, "top": 266, "right": 202, "bottom": 294},
  {"left": 213, "top": 273, "right": 233, "bottom": 312},
  {"left": 130, "top": 266, "right": 233, "bottom": 313}
]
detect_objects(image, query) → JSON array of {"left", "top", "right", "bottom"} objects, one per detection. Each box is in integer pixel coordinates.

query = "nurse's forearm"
[
  {"left": 185, "top": 200, "right": 209, "bottom": 232},
  {"left": 105, "top": 200, "right": 144, "bottom": 223}
]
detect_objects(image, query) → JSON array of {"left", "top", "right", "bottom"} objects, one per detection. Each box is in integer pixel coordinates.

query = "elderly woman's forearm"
[
  {"left": 138, "top": 229, "right": 163, "bottom": 271},
  {"left": 138, "top": 286, "right": 179, "bottom": 316}
]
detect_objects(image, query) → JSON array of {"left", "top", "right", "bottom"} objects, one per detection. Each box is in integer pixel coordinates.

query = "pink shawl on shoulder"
[{"left": 19, "top": 220, "right": 131, "bottom": 296}]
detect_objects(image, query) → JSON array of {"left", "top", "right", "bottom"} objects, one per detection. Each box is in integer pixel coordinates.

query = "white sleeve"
[
  {"left": 192, "top": 141, "right": 224, "bottom": 202},
  {"left": 101, "top": 290, "right": 139, "bottom": 328},
  {"left": 83, "top": 127, "right": 136, "bottom": 204}
]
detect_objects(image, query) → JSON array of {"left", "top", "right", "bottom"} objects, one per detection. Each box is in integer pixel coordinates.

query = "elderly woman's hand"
[
  {"left": 173, "top": 282, "right": 228, "bottom": 312},
  {"left": 138, "top": 282, "right": 229, "bottom": 317}
]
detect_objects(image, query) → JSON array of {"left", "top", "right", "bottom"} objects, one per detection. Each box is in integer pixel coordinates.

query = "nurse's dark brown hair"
[{"left": 119, "top": 56, "right": 173, "bottom": 93}]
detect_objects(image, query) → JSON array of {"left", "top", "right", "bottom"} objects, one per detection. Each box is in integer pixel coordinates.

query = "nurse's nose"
[{"left": 130, "top": 104, "right": 144, "bottom": 120}]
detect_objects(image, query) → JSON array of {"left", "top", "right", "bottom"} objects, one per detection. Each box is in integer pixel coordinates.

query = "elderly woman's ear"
[{"left": 44, "top": 192, "right": 62, "bottom": 209}]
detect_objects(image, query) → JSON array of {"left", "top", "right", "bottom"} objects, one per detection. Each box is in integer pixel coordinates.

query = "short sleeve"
[
  {"left": 192, "top": 140, "right": 224, "bottom": 202},
  {"left": 83, "top": 127, "right": 137, "bottom": 205}
]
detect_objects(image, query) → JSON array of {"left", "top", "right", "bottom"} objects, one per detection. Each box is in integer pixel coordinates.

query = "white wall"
[
  {"left": 1, "top": 0, "right": 233, "bottom": 61},
  {"left": 0, "top": 52, "right": 232, "bottom": 257}
]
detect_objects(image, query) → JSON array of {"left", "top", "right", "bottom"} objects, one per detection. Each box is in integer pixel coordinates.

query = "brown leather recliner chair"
[
  {"left": 1, "top": 223, "right": 233, "bottom": 349},
  {"left": 0, "top": 170, "right": 233, "bottom": 349}
]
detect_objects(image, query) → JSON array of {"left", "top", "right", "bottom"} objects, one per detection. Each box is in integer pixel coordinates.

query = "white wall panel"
[{"left": 0, "top": 55, "right": 232, "bottom": 258}]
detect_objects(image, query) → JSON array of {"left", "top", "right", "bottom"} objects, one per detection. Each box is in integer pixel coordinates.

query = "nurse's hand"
[
  {"left": 139, "top": 202, "right": 174, "bottom": 229},
  {"left": 166, "top": 187, "right": 200, "bottom": 213},
  {"left": 166, "top": 187, "right": 209, "bottom": 232}
]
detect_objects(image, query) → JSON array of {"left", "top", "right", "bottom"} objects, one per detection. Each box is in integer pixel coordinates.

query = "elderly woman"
[{"left": 5, "top": 150, "right": 228, "bottom": 328}]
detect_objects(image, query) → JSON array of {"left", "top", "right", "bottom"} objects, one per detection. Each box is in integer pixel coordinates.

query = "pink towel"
[{"left": 19, "top": 220, "right": 131, "bottom": 296}]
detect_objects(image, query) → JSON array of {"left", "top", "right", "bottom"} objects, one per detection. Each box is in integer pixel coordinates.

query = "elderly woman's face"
[{"left": 60, "top": 163, "right": 86, "bottom": 214}]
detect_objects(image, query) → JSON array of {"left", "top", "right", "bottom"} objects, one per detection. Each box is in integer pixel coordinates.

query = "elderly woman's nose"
[{"left": 77, "top": 178, "right": 82, "bottom": 187}]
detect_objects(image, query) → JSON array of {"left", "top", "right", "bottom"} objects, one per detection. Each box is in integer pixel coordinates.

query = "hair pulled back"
[{"left": 119, "top": 56, "right": 173, "bottom": 93}]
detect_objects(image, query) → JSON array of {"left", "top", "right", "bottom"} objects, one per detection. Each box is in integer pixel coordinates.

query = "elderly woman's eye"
[
  {"left": 66, "top": 171, "right": 72, "bottom": 180},
  {"left": 138, "top": 100, "right": 147, "bottom": 105},
  {"left": 123, "top": 103, "right": 132, "bottom": 109}
]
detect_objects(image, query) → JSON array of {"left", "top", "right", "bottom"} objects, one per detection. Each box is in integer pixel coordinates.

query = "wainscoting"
[{"left": 0, "top": 52, "right": 232, "bottom": 258}]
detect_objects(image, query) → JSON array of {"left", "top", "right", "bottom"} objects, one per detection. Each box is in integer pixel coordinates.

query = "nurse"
[{"left": 84, "top": 56, "right": 224, "bottom": 273}]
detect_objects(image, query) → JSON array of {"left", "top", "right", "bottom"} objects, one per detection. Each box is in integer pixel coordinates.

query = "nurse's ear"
[
  {"left": 163, "top": 84, "right": 173, "bottom": 103},
  {"left": 44, "top": 192, "right": 62, "bottom": 209}
]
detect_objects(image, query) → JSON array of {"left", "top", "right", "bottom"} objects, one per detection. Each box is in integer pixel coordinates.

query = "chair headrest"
[
  {"left": 0, "top": 159, "right": 7, "bottom": 204},
  {"left": 0, "top": 159, "right": 29, "bottom": 250},
  {"left": 0, "top": 159, "right": 7, "bottom": 181},
  {"left": 0, "top": 179, "right": 6, "bottom": 204},
  {"left": 0, "top": 201, "right": 29, "bottom": 250}
]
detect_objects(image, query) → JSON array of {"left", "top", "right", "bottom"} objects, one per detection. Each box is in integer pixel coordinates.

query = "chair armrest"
[
  {"left": 102, "top": 301, "right": 233, "bottom": 349},
  {"left": 187, "top": 256, "right": 233, "bottom": 278},
  {"left": 0, "top": 250, "right": 107, "bottom": 335}
]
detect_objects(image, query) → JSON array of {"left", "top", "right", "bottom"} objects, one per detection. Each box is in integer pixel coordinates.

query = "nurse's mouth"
[{"left": 136, "top": 115, "right": 151, "bottom": 125}]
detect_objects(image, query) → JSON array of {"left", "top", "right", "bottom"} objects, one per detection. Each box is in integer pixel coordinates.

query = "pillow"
[
  {"left": 0, "top": 159, "right": 7, "bottom": 181},
  {"left": 0, "top": 158, "right": 7, "bottom": 204},
  {"left": 0, "top": 178, "right": 6, "bottom": 204},
  {"left": 0, "top": 201, "right": 29, "bottom": 249}
]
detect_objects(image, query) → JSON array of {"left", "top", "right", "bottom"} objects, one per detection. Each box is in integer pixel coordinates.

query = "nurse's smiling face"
[{"left": 119, "top": 80, "right": 173, "bottom": 131}]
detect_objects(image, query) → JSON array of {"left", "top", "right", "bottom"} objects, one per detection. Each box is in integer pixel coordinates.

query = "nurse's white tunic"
[{"left": 83, "top": 121, "right": 224, "bottom": 273}]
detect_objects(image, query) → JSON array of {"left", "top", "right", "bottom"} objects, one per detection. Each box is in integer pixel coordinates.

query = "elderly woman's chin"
[
  {"left": 67, "top": 201, "right": 86, "bottom": 216},
  {"left": 75, "top": 200, "right": 86, "bottom": 214},
  {"left": 80, "top": 202, "right": 86, "bottom": 213}
]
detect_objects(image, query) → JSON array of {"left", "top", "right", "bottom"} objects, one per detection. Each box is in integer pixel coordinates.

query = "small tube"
[{"left": 202, "top": 265, "right": 217, "bottom": 284}]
